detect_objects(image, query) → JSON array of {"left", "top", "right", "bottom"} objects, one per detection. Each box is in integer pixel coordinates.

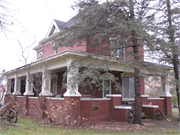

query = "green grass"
[
  {"left": 0, "top": 118, "right": 130, "bottom": 135},
  {"left": 172, "top": 108, "right": 179, "bottom": 117},
  {"left": 0, "top": 108, "right": 180, "bottom": 135}
]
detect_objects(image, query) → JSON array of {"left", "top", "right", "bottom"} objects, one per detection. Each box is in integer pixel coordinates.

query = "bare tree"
[
  {"left": 0, "top": 0, "right": 11, "bottom": 36},
  {"left": 18, "top": 36, "right": 36, "bottom": 65}
]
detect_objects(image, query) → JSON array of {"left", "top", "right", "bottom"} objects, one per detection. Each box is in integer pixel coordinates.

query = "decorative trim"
[
  {"left": 12, "top": 91, "right": 21, "bottom": 95},
  {"left": 63, "top": 91, "right": 81, "bottom": 97},
  {"left": 115, "top": 106, "right": 132, "bottom": 109},
  {"left": 142, "top": 104, "right": 159, "bottom": 108},
  {"left": 39, "top": 90, "right": 53, "bottom": 96},
  {"left": 81, "top": 98, "right": 111, "bottom": 101},
  {"left": 106, "top": 94, "right": 122, "bottom": 97},
  {"left": 23, "top": 91, "right": 34, "bottom": 96}
]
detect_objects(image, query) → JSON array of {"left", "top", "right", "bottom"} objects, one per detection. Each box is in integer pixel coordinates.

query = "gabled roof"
[
  {"left": 54, "top": 19, "right": 66, "bottom": 29},
  {"left": 34, "top": 18, "right": 79, "bottom": 51},
  {"left": 46, "top": 17, "right": 79, "bottom": 38},
  {"left": 46, "top": 19, "right": 66, "bottom": 38}
]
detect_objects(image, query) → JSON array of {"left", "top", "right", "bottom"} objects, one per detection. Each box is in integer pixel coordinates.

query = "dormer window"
[
  {"left": 38, "top": 52, "right": 43, "bottom": 60},
  {"left": 109, "top": 36, "right": 125, "bottom": 59}
]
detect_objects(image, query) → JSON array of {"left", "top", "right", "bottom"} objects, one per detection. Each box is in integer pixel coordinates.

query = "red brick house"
[{"left": 2, "top": 18, "right": 172, "bottom": 123}]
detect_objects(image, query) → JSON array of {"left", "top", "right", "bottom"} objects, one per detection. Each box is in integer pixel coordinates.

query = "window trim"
[
  {"left": 38, "top": 52, "right": 43, "bottom": 60},
  {"left": 122, "top": 77, "right": 135, "bottom": 100},
  {"left": 102, "top": 79, "right": 111, "bottom": 98},
  {"left": 109, "top": 36, "right": 125, "bottom": 59},
  {"left": 52, "top": 74, "right": 58, "bottom": 96}
]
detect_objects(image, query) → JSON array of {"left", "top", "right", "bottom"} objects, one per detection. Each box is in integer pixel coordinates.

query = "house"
[
  {"left": 0, "top": 85, "right": 5, "bottom": 106},
  {"left": 2, "top": 18, "right": 172, "bottom": 123}
]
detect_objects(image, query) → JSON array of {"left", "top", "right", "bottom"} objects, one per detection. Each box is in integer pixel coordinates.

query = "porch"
[{"left": 2, "top": 50, "right": 172, "bottom": 123}]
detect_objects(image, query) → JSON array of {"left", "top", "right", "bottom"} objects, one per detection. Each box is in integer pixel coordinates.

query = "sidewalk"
[{"left": 151, "top": 120, "right": 180, "bottom": 129}]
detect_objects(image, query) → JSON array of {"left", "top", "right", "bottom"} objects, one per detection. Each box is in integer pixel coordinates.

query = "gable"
[{"left": 46, "top": 19, "right": 66, "bottom": 37}]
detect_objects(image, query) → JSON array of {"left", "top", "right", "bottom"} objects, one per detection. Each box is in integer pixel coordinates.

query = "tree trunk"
[
  {"left": 166, "top": 0, "right": 180, "bottom": 120},
  {"left": 130, "top": 0, "right": 143, "bottom": 125}
]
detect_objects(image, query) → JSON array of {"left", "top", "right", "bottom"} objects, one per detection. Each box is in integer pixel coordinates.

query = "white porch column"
[
  {"left": 13, "top": 74, "right": 21, "bottom": 95},
  {"left": 39, "top": 69, "right": 53, "bottom": 96},
  {"left": 160, "top": 75, "right": 172, "bottom": 97},
  {"left": 5, "top": 76, "right": 11, "bottom": 94},
  {"left": 24, "top": 72, "right": 34, "bottom": 95},
  {"left": 64, "top": 64, "right": 81, "bottom": 97}
]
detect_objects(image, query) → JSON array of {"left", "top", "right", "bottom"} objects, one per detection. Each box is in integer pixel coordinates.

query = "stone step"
[{"left": 141, "top": 112, "right": 148, "bottom": 119}]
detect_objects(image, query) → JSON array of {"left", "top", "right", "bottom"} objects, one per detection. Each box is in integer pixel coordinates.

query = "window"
[
  {"left": 38, "top": 52, "right": 43, "bottom": 59},
  {"left": 53, "top": 46, "right": 58, "bottom": 54},
  {"left": 109, "top": 36, "right": 125, "bottom": 59},
  {"left": 52, "top": 74, "right": 58, "bottom": 95},
  {"left": 103, "top": 79, "right": 111, "bottom": 98},
  {"left": 52, "top": 42, "right": 58, "bottom": 54},
  {"left": 123, "top": 77, "right": 134, "bottom": 99}
]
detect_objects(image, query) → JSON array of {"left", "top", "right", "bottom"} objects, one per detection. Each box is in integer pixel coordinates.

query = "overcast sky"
[{"left": 0, "top": 0, "right": 77, "bottom": 72}]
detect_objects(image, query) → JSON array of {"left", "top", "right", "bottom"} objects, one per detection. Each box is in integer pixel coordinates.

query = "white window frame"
[
  {"left": 109, "top": 36, "right": 125, "bottom": 59},
  {"left": 52, "top": 42, "right": 58, "bottom": 54},
  {"left": 38, "top": 52, "right": 43, "bottom": 60},
  {"left": 122, "top": 77, "right": 135, "bottom": 101},
  {"left": 52, "top": 74, "right": 58, "bottom": 95},
  {"left": 54, "top": 49, "right": 58, "bottom": 54},
  {"left": 102, "top": 79, "right": 111, "bottom": 98}
]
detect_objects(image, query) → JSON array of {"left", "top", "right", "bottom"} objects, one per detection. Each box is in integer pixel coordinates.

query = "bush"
[{"left": 172, "top": 92, "right": 177, "bottom": 105}]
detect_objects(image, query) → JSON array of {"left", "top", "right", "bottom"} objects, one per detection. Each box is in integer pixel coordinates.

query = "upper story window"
[
  {"left": 38, "top": 52, "right": 43, "bottom": 60},
  {"left": 54, "top": 48, "right": 58, "bottom": 54},
  {"left": 109, "top": 36, "right": 125, "bottom": 59},
  {"left": 52, "top": 42, "right": 58, "bottom": 54}
]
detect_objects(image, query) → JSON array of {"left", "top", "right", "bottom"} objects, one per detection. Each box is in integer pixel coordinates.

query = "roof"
[
  {"left": 53, "top": 19, "right": 66, "bottom": 29},
  {"left": 2, "top": 49, "right": 173, "bottom": 77},
  {"left": 33, "top": 17, "right": 79, "bottom": 51}
]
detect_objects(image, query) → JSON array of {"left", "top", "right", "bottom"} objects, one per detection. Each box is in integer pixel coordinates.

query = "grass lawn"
[{"left": 0, "top": 109, "right": 179, "bottom": 135}]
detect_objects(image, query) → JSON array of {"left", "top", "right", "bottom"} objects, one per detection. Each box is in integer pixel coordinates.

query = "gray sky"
[{"left": 0, "top": 0, "right": 77, "bottom": 71}]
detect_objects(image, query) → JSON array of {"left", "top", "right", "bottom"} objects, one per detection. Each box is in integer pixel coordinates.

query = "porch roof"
[{"left": 2, "top": 49, "right": 172, "bottom": 78}]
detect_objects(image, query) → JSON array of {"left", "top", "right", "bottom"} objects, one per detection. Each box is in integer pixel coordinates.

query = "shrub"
[{"left": 172, "top": 92, "right": 177, "bottom": 105}]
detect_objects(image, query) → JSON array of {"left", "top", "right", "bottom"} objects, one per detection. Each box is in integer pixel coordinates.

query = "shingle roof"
[
  {"left": 54, "top": 19, "right": 66, "bottom": 29},
  {"left": 54, "top": 17, "right": 79, "bottom": 29},
  {"left": 63, "top": 18, "right": 79, "bottom": 27},
  {"left": 33, "top": 18, "right": 79, "bottom": 50}
]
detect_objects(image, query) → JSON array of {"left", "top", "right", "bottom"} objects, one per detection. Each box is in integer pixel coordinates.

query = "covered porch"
[{"left": 2, "top": 49, "right": 172, "bottom": 123}]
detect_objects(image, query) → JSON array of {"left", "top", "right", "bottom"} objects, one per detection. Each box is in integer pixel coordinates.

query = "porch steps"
[{"left": 141, "top": 112, "right": 148, "bottom": 119}]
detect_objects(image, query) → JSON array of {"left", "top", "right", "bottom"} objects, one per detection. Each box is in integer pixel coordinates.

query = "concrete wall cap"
[
  {"left": 81, "top": 98, "right": 111, "bottom": 101},
  {"left": 16, "top": 96, "right": 24, "bottom": 98},
  {"left": 46, "top": 97, "right": 64, "bottom": 100},
  {"left": 148, "top": 98, "right": 165, "bottom": 100},
  {"left": 106, "top": 94, "right": 122, "bottom": 97},
  {"left": 28, "top": 97, "right": 38, "bottom": 99},
  {"left": 141, "top": 95, "right": 149, "bottom": 97},
  {"left": 160, "top": 95, "right": 172, "bottom": 97},
  {"left": 114, "top": 106, "right": 132, "bottom": 109},
  {"left": 142, "top": 104, "right": 159, "bottom": 108}
]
